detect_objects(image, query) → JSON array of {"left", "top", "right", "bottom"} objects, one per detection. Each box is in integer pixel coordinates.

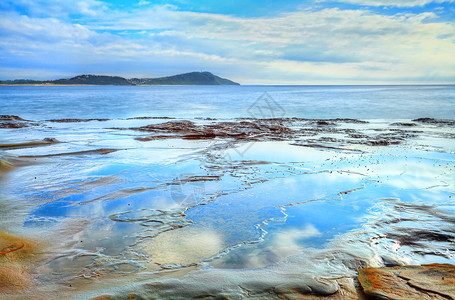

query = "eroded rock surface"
[
  {"left": 87, "top": 269, "right": 358, "bottom": 299},
  {"left": 46, "top": 118, "right": 110, "bottom": 123},
  {"left": 133, "top": 119, "right": 293, "bottom": 141},
  {"left": 129, "top": 118, "right": 431, "bottom": 148},
  {"left": 0, "top": 115, "right": 30, "bottom": 128},
  {"left": 0, "top": 115, "right": 26, "bottom": 121},
  {"left": 413, "top": 118, "right": 455, "bottom": 126},
  {"left": 358, "top": 264, "right": 455, "bottom": 299}
]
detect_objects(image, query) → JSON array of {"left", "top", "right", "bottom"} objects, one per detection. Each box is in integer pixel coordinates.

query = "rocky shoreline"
[
  {"left": 1, "top": 115, "right": 454, "bottom": 299},
  {"left": 2, "top": 115, "right": 454, "bottom": 152}
]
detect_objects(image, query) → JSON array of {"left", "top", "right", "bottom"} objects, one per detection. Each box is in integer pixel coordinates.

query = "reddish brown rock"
[
  {"left": 130, "top": 119, "right": 420, "bottom": 148},
  {"left": 46, "top": 118, "right": 110, "bottom": 122},
  {"left": 0, "top": 115, "right": 26, "bottom": 121},
  {"left": 89, "top": 295, "right": 112, "bottom": 300},
  {"left": 132, "top": 119, "right": 292, "bottom": 141},
  {"left": 413, "top": 118, "right": 455, "bottom": 126},
  {"left": 0, "top": 115, "right": 33, "bottom": 128},
  {"left": 358, "top": 264, "right": 455, "bottom": 299},
  {"left": 0, "top": 122, "right": 28, "bottom": 128}
]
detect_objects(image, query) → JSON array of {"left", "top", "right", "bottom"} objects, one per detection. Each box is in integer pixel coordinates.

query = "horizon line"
[
  {"left": 1, "top": 72, "right": 454, "bottom": 86},
  {"left": 0, "top": 79, "right": 455, "bottom": 87}
]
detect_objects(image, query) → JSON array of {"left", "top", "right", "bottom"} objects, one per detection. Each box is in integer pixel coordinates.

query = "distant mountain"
[
  {"left": 53, "top": 74, "right": 132, "bottom": 85},
  {"left": 129, "top": 72, "right": 239, "bottom": 85},
  {"left": 0, "top": 72, "right": 240, "bottom": 85}
]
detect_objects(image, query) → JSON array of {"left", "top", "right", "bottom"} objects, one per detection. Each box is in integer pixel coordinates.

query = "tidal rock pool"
[{"left": 0, "top": 116, "right": 454, "bottom": 299}]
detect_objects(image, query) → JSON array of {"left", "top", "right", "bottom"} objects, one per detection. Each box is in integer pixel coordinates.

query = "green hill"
[
  {"left": 53, "top": 75, "right": 132, "bottom": 85},
  {"left": 1, "top": 72, "right": 240, "bottom": 85},
  {"left": 129, "top": 72, "right": 239, "bottom": 85}
]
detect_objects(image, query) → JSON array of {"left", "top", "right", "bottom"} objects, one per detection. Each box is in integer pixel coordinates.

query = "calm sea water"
[{"left": 1, "top": 85, "right": 454, "bottom": 119}]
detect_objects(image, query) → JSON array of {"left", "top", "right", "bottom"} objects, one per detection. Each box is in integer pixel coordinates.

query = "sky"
[{"left": 0, "top": 0, "right": 454, "bottom": 84}]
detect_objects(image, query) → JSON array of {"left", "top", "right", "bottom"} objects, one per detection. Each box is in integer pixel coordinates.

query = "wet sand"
[{"left": 0, "top": 231, "right": 40, "bottom": 295}]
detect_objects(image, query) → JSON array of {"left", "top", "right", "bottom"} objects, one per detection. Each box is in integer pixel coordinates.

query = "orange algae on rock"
[
  {"left": 358, "top": 264, "right": 455, "bottom": 299},
  {"left": 89, "top": 295, "right": 113, "bottom": 300},
  {"left": 0, "top": 242, "right": 25, "bottom": 255},
  {"left": 0, "top": 231, "right": 39, "bottom": 294}
]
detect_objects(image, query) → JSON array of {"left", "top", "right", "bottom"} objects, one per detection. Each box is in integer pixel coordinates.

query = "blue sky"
[{"left": 1, "top": 0, "right": 454, "bottom": 84}]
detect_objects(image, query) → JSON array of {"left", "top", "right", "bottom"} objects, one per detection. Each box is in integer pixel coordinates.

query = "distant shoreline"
[
  {"left": 0, "top": 83, "right": 95, "bottom": 86},
  {"left": 1, "top": 83, "right": 454, "bottom": 87},
  {"left": 0, "top": 83, "right": 238, "bottom": 86},
  {"left": 0, "top": 72, "right": 240, "bottom": 86}
]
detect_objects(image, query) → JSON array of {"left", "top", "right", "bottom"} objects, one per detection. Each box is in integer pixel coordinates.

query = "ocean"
[{"left": 1, "top": 85, "right": 454, "bottom": 119}]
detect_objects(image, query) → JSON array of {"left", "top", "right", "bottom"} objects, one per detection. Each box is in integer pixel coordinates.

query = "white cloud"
[
  {"left": 318, "top": 0, "right": 455, "bottom": 7},
  {"left": 1, "top": 4, "right": 454, "bottom": 83},
  {"left": 137, "top": 0, "right": 151, "bottom": 6},
  {"left": 1, "top": 0, "right": 108, "bottom": 18},
  {"left": 0, "top": 12, "right": 94, "bottom": 41}
]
